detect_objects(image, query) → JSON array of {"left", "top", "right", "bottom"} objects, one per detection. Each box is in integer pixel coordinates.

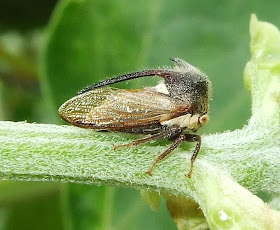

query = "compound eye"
[{"left": 199, "top": 114, "right": 209, "bottom": 125}]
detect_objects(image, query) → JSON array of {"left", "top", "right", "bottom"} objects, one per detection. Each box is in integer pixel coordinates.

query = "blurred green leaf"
[
  {"left": 41, "top": 0, "right": 160, "bottom": 109},
  {"left": 0, "top": 181, "right": 58, "bottom": 205},
  {"left": 4, "top": 189, "right": 63, "bottom": 230},
  {"left": 0, "top": 182, "right": 63, "bottom": 230}
]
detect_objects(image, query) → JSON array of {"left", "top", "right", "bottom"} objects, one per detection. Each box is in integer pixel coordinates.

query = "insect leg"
[
  {"left": 113, "top": 132, "right": 168, "bottom": 150},
  {"left": 146, "top": 134, "right": 185, "bottom": 176},
  {"left": 184, "top": 134, "right": 201, "bottom": 178}
]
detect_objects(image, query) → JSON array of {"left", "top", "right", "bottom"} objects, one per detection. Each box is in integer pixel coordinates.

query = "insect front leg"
[{"left": 184, "top": 134, "right": 201, "bottom": 178}]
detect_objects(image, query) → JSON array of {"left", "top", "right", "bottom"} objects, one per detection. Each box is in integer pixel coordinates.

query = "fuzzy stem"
[{"left": 0, "top": 119, "right": 278, "bottom": 193}]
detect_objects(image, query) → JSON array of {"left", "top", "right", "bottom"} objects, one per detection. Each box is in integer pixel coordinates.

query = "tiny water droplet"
[
  {"left": 218, "top": 210, "right": 229, "bottom": 221},
  {"left": 211, "top": 208, "right": 237, "bottom": 228}
]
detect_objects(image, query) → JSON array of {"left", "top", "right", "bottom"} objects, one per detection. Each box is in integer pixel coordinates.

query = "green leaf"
[{"left": 41, "top": 0, "right": 159, "bottom": 109}]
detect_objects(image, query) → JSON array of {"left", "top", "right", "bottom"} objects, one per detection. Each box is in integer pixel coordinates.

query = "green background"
[{"left": 0, "top": 0, "right": 280, "bottom": 229}]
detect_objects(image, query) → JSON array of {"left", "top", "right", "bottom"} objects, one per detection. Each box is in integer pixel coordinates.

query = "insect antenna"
[{"left": 77, "top": 69, "right": 174, "bottom": 95}]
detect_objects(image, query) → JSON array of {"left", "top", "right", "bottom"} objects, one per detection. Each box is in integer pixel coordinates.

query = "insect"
[{"left": 59, "top": 58, "right": 211, "bottom": 178}]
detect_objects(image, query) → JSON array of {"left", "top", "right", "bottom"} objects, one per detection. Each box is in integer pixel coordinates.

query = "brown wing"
[{"left": 59, "top": 87, "right": 190, "bottom": 132}]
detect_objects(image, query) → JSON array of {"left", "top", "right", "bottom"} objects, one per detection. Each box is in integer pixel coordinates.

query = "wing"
[{"left": 59, "top": 87, "right": 190, "bottom": 132}]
